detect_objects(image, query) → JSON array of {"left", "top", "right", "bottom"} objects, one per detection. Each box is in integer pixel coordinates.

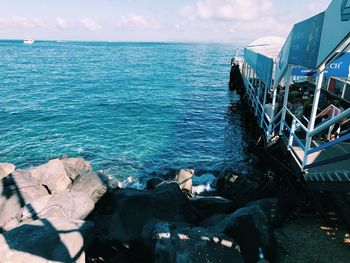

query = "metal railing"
[{"left": 242, "top": 72, "right": 350, "bottom": 172}]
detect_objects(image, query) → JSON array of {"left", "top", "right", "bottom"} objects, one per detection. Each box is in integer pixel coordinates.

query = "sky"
[{"left": 0, "top": 0, "right": 331, "bottom": 44}]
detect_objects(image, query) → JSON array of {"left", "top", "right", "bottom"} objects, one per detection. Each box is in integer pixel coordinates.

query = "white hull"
[{"left": 23, "top": 39, "right": 34, "bottom": 44}]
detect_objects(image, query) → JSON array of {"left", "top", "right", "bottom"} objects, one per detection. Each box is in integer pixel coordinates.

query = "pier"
[{"left": 234, "top": 0, "right": 350, "bottom": 192}]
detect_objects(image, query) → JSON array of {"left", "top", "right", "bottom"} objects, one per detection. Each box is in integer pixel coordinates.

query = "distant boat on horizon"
[{"left": 23, "top": 38, "right": 35, "bottom": 44}]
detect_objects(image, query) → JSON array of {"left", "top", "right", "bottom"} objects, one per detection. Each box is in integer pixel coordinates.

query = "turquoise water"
[{"left": 0, "top": 41, "right": 247, "bottom": 184}]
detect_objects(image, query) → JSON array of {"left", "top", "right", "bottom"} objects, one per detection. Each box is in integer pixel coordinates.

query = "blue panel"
[
  {"left": 274, "top": 31, "right": 292, "bottom": 85},
  {"left": 317, "top": 0, "right": 350, "bottom": 67},
  {"left": 244, "top": 48, "right": 274, "bottom": 86},
  {"left": 292, "top": 52, "right": 350, "bottom": 77},
  {"left": 289, "top": 12, "right": 324, "bottom": 69}
]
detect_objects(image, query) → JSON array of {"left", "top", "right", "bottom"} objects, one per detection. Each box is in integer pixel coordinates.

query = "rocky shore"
[{"left": 1, "top": 157, "right": 349, "bottom": 262}]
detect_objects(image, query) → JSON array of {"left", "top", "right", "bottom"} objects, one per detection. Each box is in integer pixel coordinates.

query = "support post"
[
  {"left": 279, "top": 65, "right": 292, "bottom": 135},
  {"left": 288, "top": 119, "right": 296, "bottom": 148},
  {"left": 342, "top": 81, "right": 347, "bottom": 98},
  {"left": 260, "top": 82, "right": 268, "bottom": 130},
  {"left": 302, "top": 64, "right": 326, "bottom": 170}
]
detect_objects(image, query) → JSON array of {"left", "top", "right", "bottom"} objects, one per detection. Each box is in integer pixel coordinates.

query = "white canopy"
[{"left": 246, "top": 36, "right": 285, "bottom": 60}]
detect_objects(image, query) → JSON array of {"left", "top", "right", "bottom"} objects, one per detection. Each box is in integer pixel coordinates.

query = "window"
[
  {"left": 343, "top": 83, "right": 350, "bottom": 101},
  {"left": 327, "top": 78, "right": 345, "bottom": 98}
]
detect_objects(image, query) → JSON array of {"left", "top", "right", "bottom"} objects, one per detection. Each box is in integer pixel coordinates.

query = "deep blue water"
[{"left": 0, "top": 40, "right": 248, "bottom": 185}]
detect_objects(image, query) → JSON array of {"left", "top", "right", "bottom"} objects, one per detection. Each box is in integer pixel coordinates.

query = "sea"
[{"left": 0, "top": 40, "right": 249, "bottom": 188}]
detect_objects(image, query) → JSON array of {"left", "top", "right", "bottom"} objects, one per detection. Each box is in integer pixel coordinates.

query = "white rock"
[
  {"left": 175, "top": 169, "right": 194, "bottom": 193},
  {"left": 70, "top": 172, "right": 107, "bottom": 203},
  {"left": 30, "top": 159, "right": 72, "bottom": 193},
  {"left": 0, "top": 163, "right": 15, "bottom": 179},
  {"left": 61, "top": 158, "right": 92, "bottom": 180},
  {"left": 0, "top": 217, "right": 94, "bottom": 263},
  {"left": 18, "top": 191, "right": 94, "bottom": 223},
  {"left": 0, "top": 171, "right": 49, "bottom": 229}
]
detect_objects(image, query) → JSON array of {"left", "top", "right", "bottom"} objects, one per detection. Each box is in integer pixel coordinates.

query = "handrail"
[
  {"left": 307, "top": 132, "right": 350, "bottom": 155},
  {"left": 283, "top": 120, "right": 306, "bottom": 151},
  {"left": 285, "top": 108, "right": 308, "bottom": 132},
  {"left": 309, "top": 108, "right": 350, "bottom": 137},
  {"left": 271, "top": 108, "right": 283, "bottom": 124}
]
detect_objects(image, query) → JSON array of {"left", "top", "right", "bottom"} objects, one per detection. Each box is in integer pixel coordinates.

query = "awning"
[{"left": 244, "top": 36, "right": 285, "bottom": 86}]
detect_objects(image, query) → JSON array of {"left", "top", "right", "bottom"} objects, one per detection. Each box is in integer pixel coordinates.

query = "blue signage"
[
  {"left": 292, "top": 52, "right": 350, "bottom": 77},
  {"left": 324, "top": 52, "right": 350, "bottom": 76}
]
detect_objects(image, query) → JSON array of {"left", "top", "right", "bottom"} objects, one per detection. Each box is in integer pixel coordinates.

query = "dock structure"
[{"left": 237, "top": 0, "right": 350, "bottom": 191}]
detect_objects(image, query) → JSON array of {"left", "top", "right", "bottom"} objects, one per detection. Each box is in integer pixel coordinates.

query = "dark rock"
[
  {"left": 190, "top": 196, "right": 237, "bottom": 221},
  {"left": 146, "top": 177, "right": 165, "bottom": 190},
  {"left": 212, "top": 198, "right": 286, "bottom": 263},
  {"left": 108, "top": 182, "right": 196, "bottom": 242},
  {"left": 142, "top": 220, "right": 244, "bottom": 263},
  {"left": 216, "top": 169, "right": 273, "bottom": 207}
]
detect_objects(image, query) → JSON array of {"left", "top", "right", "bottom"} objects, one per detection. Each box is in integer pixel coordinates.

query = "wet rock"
[
  {"left": 18, "top": 191, "right": 95, "bottom": 223},
  {"left": 142, "top": 220, "right": 244, "bottom": 263},
  {"left": 108, "top": 182, "right": 196, "bottom": 242},
  {"left": 70, "top": 172, "right": 107, "bottom": 203},
  {"left": 0, "top": 217, "right": 94, "bottom": 263},
  {"left": 175, "top": 169, "right": 194, "bottom": 193},
  {"left": 190, "top": 196, "right": 236, "bottom": 221},
  {"left": 62, "top": 157, "right": 92, "bottom": 180},
  {"left": 146, "top": 177, "right": 165, "bottom": 190},
  {"left": 0, "top": 163, "right": 15, "bottom": 180},
  {"left": 30, "top": 159, "right": 72, "bottom": 193},
  {"left": 216, "top": 169, "right": 270, "bottom": 207},
  {"left": 0, "top": 171, "right": 49, "bottom": 229},
  {"left": 212, "top": 198, "right": 284, "bottom": 263},
  {"left": 220, "top": 207, "right": 262, "bottom": 263}
]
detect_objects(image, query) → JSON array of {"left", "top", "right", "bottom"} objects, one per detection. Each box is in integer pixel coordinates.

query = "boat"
[{"left": 23, "top": 38, "right": 35, "bottom": 44}]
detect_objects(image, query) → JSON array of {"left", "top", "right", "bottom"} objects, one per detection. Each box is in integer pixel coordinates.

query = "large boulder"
[
  {"left": 0, "top": 163, "right": 15, "bottom": 180},
  {"left": 61, "top": 158, "right": 92, "bottom": 180},
  {"left": 216, "top": 169, "right": 271, "bottom": 207},
  {"left": 142, "top": 220, "right": 244, "bottom": 263},
  {"left": 146, "top": 177, "right": 165, "bottom": 190},
  {"left": 0, "top": 171, "right": 49, "bottom": 230},
  {"left": 212, "top": 198, "right": 285, "bottom": 263},
  {"left": 18, "top": 191, "right": 94, "bottom": 224},
  {"left": 30, "top": 159, "right": 72, "bottom": 194},
  {"left": 0, "top": 217, "right": 94, "bottom": 263},
  {"left": 190, "top": 196, "right": 237, "bottom": 222},
  {"left": 70, "top": 172, "right": 107, "bottom": 203},
  {"left": 175, "top": 169, "right": 194, "bottom": 193},
  {"left": 108, "top": 182, "right": 196, "bottom": 242}
]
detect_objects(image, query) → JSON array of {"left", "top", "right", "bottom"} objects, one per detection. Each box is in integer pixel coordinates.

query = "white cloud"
[
  {"left": 56, "top": 17, "right": 67, "bottom": 30},
  {"left": 118, "top": 13, "right": 159, "bottom": 30},
  {"left": 0, "top": 16, "right": 47, "bottom": 29},
  {"left": 81, "top": 18, "right": 102, "bottom": 31},
  {"left": 185, "top": 0, "right": 274, "bottom": 21}
]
